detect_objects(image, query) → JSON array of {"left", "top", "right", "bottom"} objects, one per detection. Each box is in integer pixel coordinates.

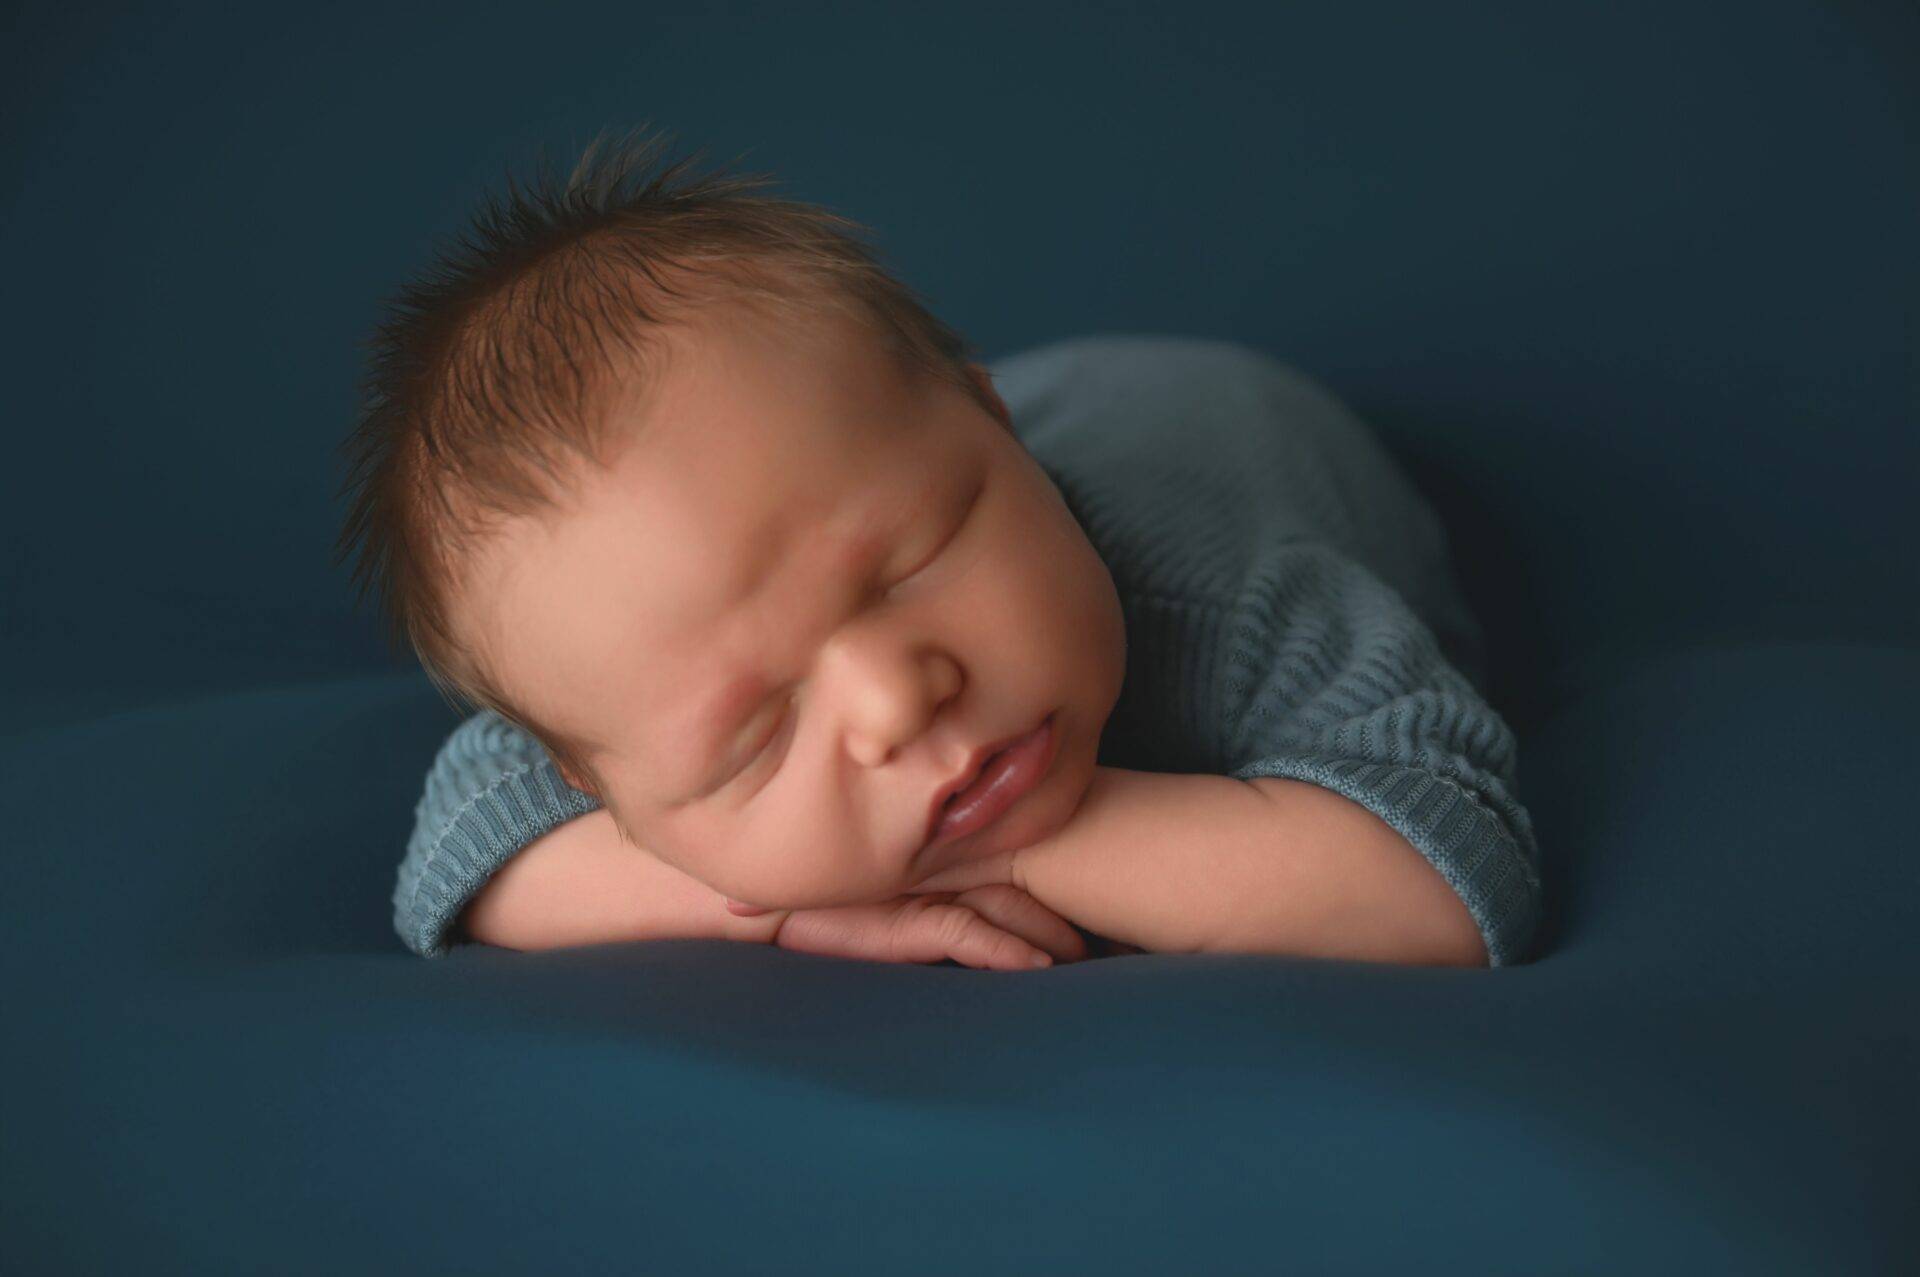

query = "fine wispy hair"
[{"left": 331, "top": 122, "right": 996, "bottom": 799}]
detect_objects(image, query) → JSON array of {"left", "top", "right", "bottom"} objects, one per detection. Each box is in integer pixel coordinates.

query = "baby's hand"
[{"left": 763, "top": 886, "right": 1089, "bottom": 971}]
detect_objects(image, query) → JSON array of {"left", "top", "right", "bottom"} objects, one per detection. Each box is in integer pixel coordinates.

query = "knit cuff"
[
  {"left": 391, "top": 757, "right": 603, "bottom": 959},
  {"left": 1228, "top": 754, "right": 1543, "bottom": 967}
]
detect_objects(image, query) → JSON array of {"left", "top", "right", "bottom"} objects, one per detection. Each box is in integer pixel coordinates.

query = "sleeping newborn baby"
[{"left": 343, "top": 128, "right": 1543, "bottom": 970}]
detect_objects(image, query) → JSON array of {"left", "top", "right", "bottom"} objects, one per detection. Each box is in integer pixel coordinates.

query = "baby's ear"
[{"left": 553, "top": 758, "right": 599, "bottom": 800}]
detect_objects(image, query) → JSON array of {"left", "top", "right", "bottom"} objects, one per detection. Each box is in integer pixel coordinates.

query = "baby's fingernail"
[{"left": 1030, "top": 953, "right": 1052, "bottom": 968}]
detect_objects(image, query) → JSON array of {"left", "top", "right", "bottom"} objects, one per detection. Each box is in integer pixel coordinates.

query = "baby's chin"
[{"left": 907, "top": 774, "right": 1088, "bottom": 896}]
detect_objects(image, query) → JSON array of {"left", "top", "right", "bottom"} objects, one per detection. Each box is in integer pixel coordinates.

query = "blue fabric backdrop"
[{"left": 4, "top": 2, "right": 1915, "bottom": 1273}]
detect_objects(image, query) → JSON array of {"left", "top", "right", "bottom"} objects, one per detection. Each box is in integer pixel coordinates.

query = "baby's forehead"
[
  {"left": 482, "top": 316, "right": 967, "bottom": 605},
  {"left": 496, "top": 419, "right": 928, "bottom": 616}
]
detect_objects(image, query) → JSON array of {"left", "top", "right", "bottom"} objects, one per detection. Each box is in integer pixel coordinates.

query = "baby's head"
[{"left": 336, "top": 126, "right": 1126, "bottom": 911}]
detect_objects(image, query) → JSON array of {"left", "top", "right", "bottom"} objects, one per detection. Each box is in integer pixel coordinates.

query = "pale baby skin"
[{"left": 451, "top": 302, "right": 1486, "bottom": 968}]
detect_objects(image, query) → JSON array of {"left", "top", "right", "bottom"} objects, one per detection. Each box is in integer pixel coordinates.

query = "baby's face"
[{"left": 465, "top": 304, "right": 1127, "bottom": 910}]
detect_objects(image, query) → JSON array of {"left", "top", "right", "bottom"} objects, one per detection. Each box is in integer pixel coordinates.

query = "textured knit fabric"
[{"left": 393, "top": 335, "right": 1543, "bottom": 964}]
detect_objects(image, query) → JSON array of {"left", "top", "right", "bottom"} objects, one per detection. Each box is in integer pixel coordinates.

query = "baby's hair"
[{"left": 332, "top": 123, "right": 997, "bottom": 802}]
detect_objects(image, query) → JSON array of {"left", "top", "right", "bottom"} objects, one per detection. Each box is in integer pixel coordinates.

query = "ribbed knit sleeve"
[
  {"left": 392, "top": 708, "right": 602, "bottom": 958},
  {"left": 1211, "top": 541, "right": 1543, "bottom": 966}
]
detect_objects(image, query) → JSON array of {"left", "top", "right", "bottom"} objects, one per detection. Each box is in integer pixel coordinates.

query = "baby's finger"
[
  {"left": 895, "top": 900, "right": 1054, "bottom": 971},
  {"left": 953, "top": 884, "right": 1089, "bottom": 964}
]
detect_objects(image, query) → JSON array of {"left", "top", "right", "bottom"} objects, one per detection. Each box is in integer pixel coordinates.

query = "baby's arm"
[
  {"left": 990, "top": 766, "right": 1487, "bottom": 965},
  {"left": 459, "top": 808, "right": 786, "bottom": 950}
]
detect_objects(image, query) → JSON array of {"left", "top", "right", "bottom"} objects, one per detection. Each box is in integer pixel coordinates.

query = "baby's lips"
[{"left": 725, "top": 898, "right": 772, "bottom": 917}]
